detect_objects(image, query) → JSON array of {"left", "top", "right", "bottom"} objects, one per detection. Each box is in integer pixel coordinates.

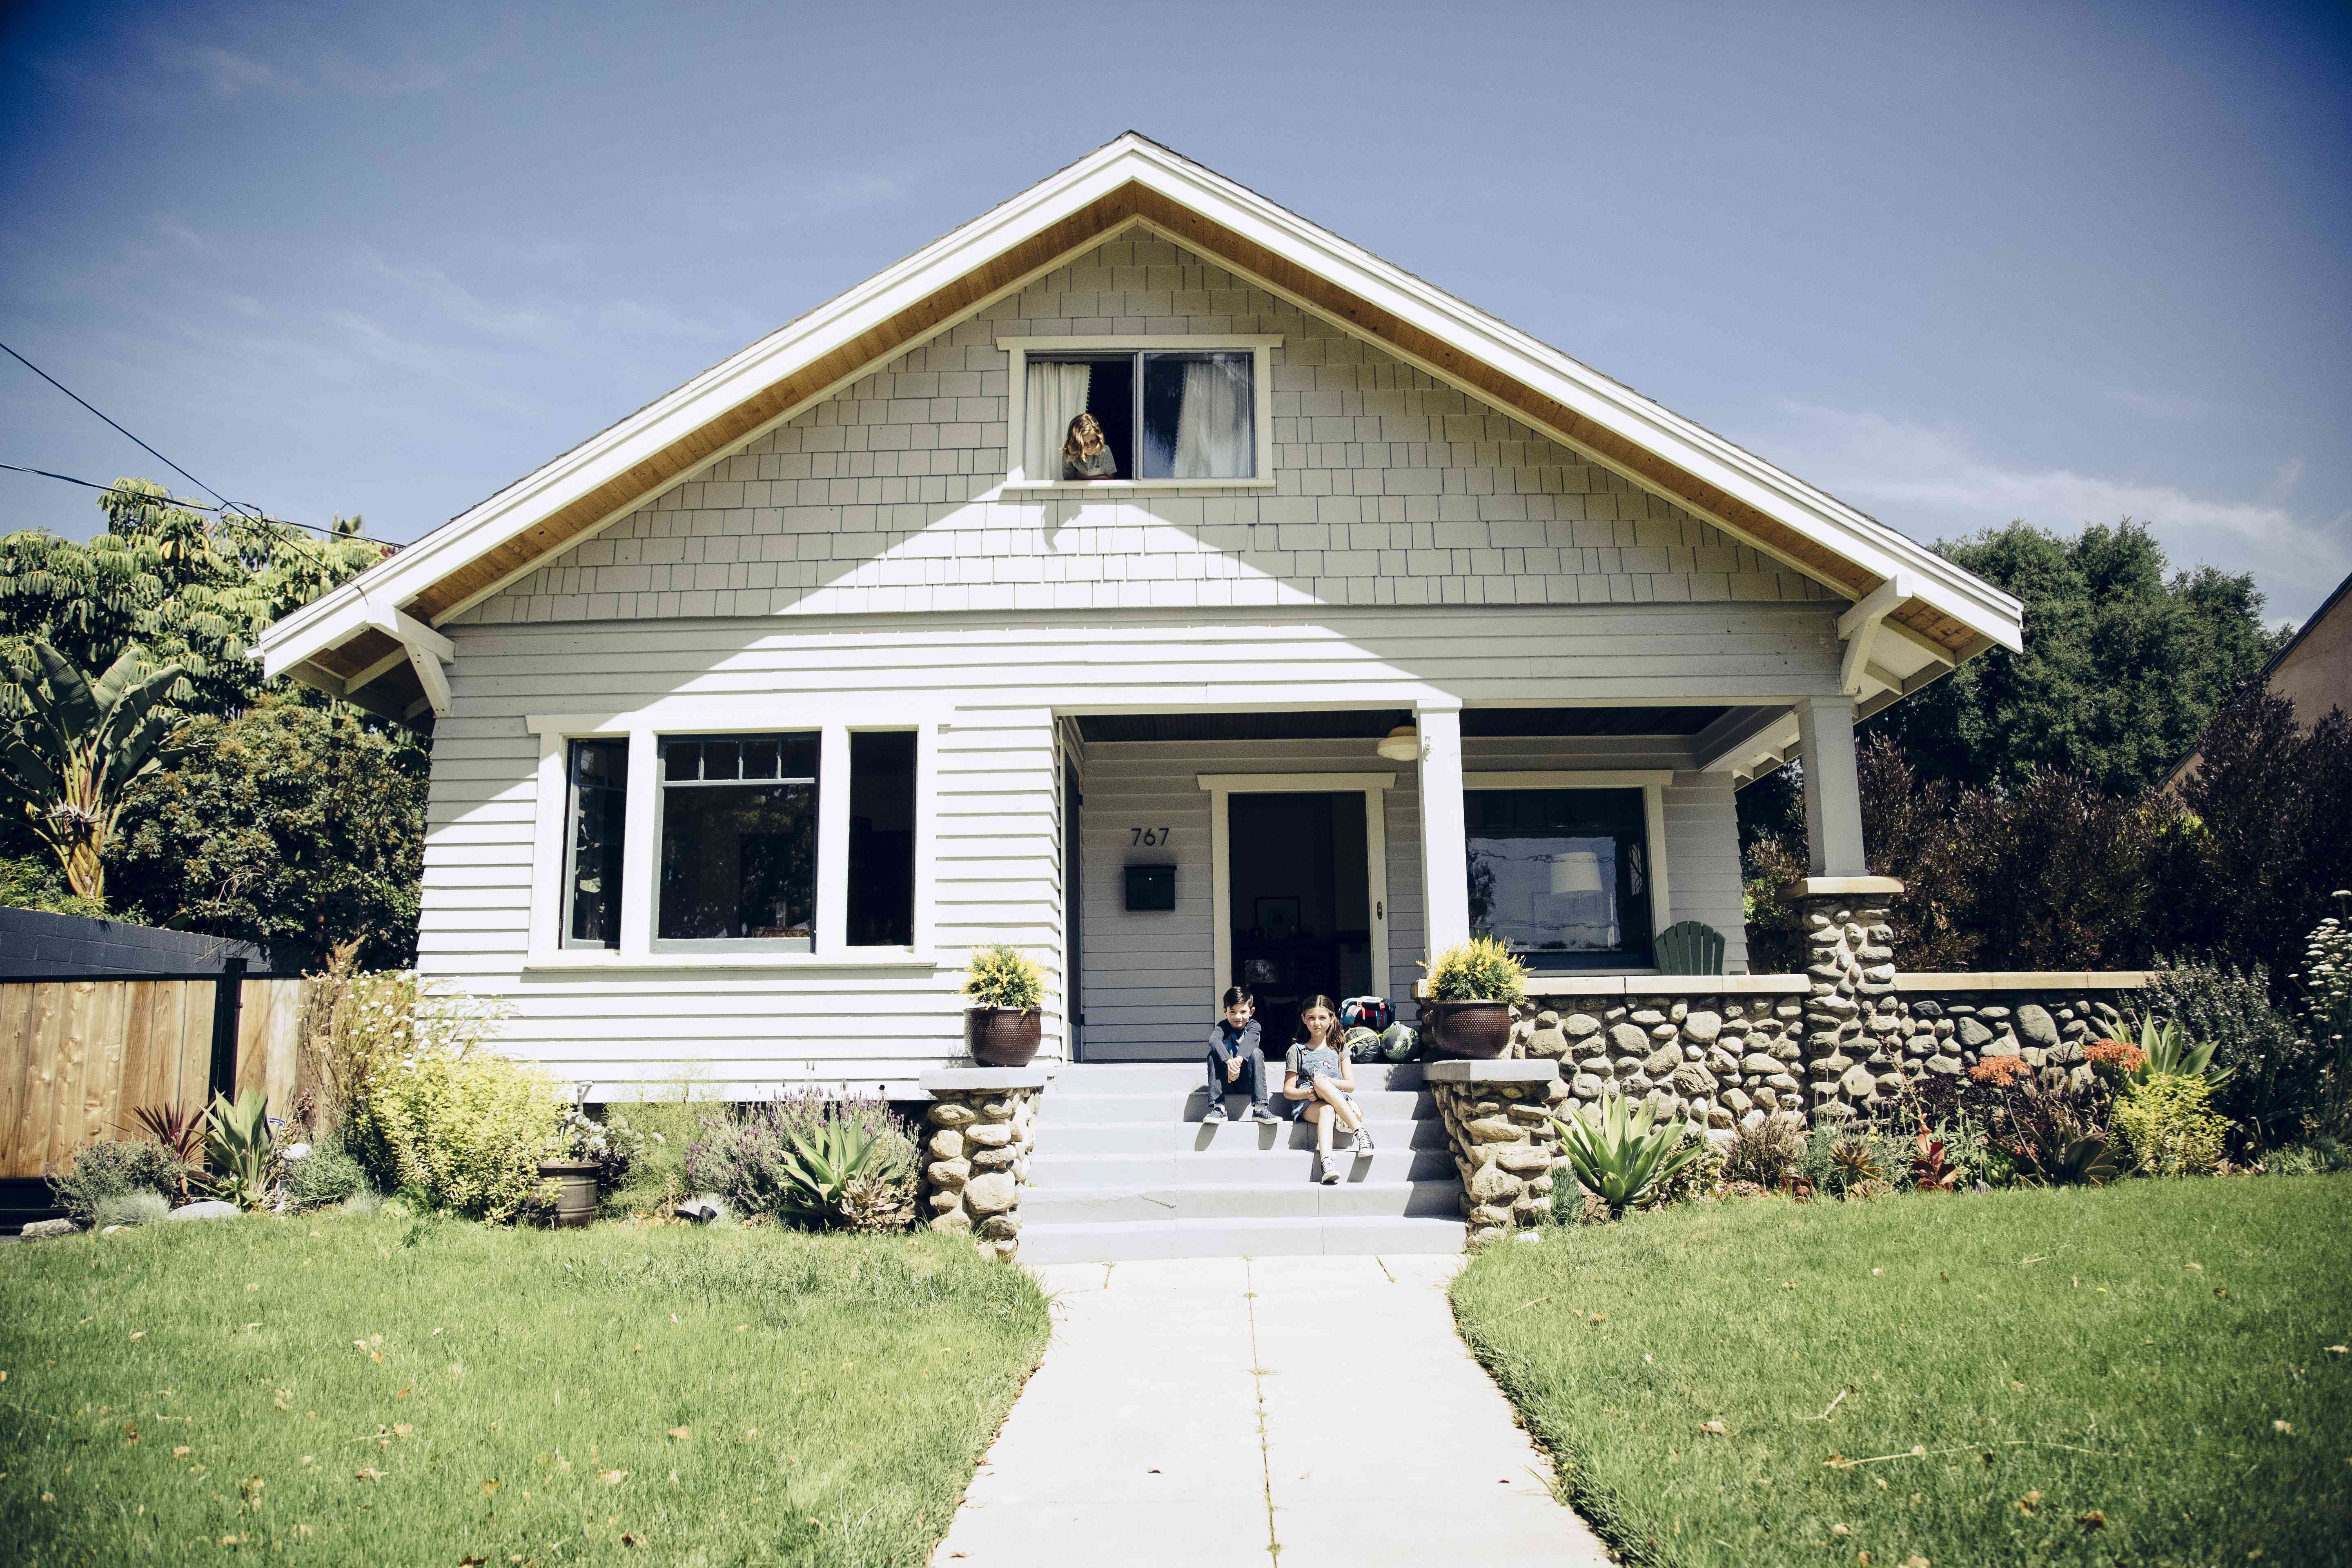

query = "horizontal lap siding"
[{"left": 422, "top": 604, "right": 1822, "bottom": 1088}]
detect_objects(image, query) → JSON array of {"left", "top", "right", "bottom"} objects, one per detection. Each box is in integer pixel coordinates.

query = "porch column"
[
  {"left": 1416, "top": 703, "right": 1472, "bottom": 955},
  {"left": 1796, "top": 696, "right": 1867, "bottom": 876}
]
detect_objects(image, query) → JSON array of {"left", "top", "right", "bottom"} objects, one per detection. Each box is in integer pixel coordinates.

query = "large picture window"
[
  {"left": 1465, "top": 788, "right": 1654, "bottom": 969},
  {"left": 562, "top": 738, "right": 628, "bottom": 949},
  {"left": 1024, "top": 350, "right": 1254, "bottom": 482},
  {"left": 657, "top": 733, "right": 820, "bottom": 947}
]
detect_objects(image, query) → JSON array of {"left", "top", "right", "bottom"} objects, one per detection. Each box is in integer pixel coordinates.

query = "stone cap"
[
  {"left": 1423, "top": 1059, "right": 1562, "bottom": 1084},
  {"left": 1893, "top": 971, "right": 2158, "bottom": 992},
  {"left": 920, "top": 1067, "right": 1054, "bottom": 1094},
  {"left": 1782, "top": 875, "right": 1905, "bottom": 897},
  {"left": 1521, "top": 974, "right": 1811, "bottom": 997}
]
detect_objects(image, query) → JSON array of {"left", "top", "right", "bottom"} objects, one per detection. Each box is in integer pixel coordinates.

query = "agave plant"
[
  {"left": 776, "top": 1120, "right": 913, "bottom": 1229},
  {"left": 1550, "top": 1094, "right": 1707, "bottom": 1218},
  {"left": 202, "top": 1089, "right": 280, "bottom": 1211},
  {"left": 1830, "top": 1138, "right": 1885, "bottom": 1192},
  {"left": 2123, "top": 1016, "right": 2227, "bottom": 1088}
]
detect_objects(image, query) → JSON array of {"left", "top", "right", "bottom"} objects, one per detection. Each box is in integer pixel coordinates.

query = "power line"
[
  {"left": 0, "top": 461, "right": 398, "bottom": 548},
  {"left": 0, "top": 339, "right": 367, "bottom": 575}
]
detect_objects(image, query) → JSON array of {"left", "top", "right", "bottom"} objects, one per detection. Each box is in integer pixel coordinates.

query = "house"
[
  {"left": 254, "top": 134, "right": 2022, "bottom": 1105},
  {"left": 2165, "top": 566, "right": 2352, "bottom": 792}
]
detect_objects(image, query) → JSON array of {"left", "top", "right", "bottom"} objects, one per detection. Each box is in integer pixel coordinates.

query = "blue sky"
[{"left": 3, "top": 0, "right": 2347, "bottom": 623}]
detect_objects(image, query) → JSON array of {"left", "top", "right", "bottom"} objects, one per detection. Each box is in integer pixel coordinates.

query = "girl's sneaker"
[
  {"left": 1351, "top": 1126, "right": 1374, "bottom": 1154},
  {"left": 1316, "top": 1152, "right": 1339, "bottom": 1185}
]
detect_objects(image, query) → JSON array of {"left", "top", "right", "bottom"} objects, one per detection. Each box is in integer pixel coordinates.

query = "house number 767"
[{"left": 1129, "top": 827, "right": 1172, "bottom": 846}]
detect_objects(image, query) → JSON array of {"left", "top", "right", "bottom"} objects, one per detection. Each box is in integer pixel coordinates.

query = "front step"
[
  {"left": 1014, "top": 1060, "right": 1469, "bottom": 1263},
  {"left": 1018, "top": 1214, "right": 1468, "bottom": 1263}
]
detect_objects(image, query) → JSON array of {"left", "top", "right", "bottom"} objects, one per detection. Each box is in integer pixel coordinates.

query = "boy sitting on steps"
[{"left": 1204, "top": 985, "right": 1281, "bottom": 1124}]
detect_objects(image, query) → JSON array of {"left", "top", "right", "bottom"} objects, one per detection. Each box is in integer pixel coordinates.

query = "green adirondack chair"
[{"left": 1655, "top": 920, "right": 1727, "bottom": 976}]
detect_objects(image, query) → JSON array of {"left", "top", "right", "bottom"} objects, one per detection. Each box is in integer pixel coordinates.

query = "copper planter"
[
  {"left": 1421, "top": 1000, "right": 1515, "bottom": 1059},
  {"left": 967, "top": 1007, "right": 1042, "bottom": 1067}
]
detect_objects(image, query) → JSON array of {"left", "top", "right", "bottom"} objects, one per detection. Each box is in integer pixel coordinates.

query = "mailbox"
[{"left": 1124, "top": 863, "right": 1176, "bottom": 912}]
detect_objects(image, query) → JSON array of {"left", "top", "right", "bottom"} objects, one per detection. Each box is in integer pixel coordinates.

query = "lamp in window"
[
  {"left": 1550, "top": 850, "right": 1605, "bottom": 895},
  {"left": 1375, "top": 724, "right": 1421, "bottom": 761}
]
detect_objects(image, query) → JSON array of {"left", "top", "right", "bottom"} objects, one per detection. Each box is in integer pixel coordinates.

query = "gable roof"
[{"left": 256, "top": 132, "right": 2022, "bottom": 715}]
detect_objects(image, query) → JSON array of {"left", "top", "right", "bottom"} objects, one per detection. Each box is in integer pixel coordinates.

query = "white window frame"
[
  {"left": 1000, "top": 335, "right": 1281, "bottom": 491},
  {"left": 524, "top": 699, "right": 944, "bottom": 970},
  {"left": 1196, "top": 771, "right": 1394, "bottom": 1003},
  {"left": 1461, "top": 770, "right": 1674, "bottom": 962}
]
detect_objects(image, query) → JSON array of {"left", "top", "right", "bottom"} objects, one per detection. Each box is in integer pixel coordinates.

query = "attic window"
[{"left": 1004, "top": 336, "right": 1276, "bottom": 488}]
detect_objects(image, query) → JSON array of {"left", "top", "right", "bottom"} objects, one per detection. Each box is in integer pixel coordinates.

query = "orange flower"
[
  {"left": 1969, "top": 1055, "right": 2035, "bottom": 1086},
  {"left": 2084, "top": 1038, "right": 2146, "bottom": 1072}
]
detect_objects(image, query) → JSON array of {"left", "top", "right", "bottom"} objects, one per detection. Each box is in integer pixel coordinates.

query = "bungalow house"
[{"left": 255, "top": 135, "right": 2029, "bottom": 1253}]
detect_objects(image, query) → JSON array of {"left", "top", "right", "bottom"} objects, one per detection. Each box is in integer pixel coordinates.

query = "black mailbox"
[{"left": 1124, "top": 863, "right": 1176, "bottom": 911}]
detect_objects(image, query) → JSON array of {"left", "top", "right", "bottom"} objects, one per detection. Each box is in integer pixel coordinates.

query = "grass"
[
  {"left": 0, "top": 1212, "right": 1049, "bottom": 1566},
  {"left": 1452, "top": 1177, "right": 2352, "bottom": 1567}
]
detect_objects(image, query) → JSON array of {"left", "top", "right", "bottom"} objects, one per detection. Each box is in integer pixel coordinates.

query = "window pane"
[
  {"left": 741, "top": 737, "right": 780, "bottom": 780},
  {"left": 701, "top": 739, "right": 740, "bottom": 781},
  {"left": 658, "top": 782, "right": 816, "bottom": 944},
  {"left": 1140, "top": 353, "right": 1253, "bottom": 479},
  {"left": 564, "top": 739, "right": 628, "bottom": 949},
  {"left": 1025, "top": 356, "right": 1132, "bottom": 479},
  {"left": 664, "top": 742, "right": 700, "bottom": 782},
  {"left": 847, "top": 731, "right": 916, "bottom": 946},
  {"left": 1464, "top": 789, "right": 1652, "bottom": 967}
]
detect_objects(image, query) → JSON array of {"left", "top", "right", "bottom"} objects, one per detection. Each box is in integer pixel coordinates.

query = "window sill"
[
  {"left": 1001, "top": 478, "right": 1276, "bottom": 493},
  {"left": 523, "top": 949, "right": 940, "bottom": 973}
]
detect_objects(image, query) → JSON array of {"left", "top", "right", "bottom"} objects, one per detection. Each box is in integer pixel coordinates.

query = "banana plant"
[
  {"left": 202, "top": 1089, "right": 280, "bottom": 1211},
  {"left": 0, "top": 639, "right": 183, "bottom": 902},
  {"left": 1550, "top": 1093, "right": 1708, "bottom": 1218}
]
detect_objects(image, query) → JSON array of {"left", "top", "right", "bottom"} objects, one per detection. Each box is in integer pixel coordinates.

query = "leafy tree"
[
  {"left": 108, "top": 699, "right": 427, "bottom": 968},
  {"left": 0, "top": 478, "right": 383, "bottom": 724},
  {"left": 1863, "top": 520, "right": 2287, "bottom": 793},
  {"left": 0, "top": 641, "right": 183, "bottom": 901}
]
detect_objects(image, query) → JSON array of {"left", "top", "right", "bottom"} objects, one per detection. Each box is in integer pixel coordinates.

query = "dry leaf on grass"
[
  {"left": 1699, "top": 1421, "right": 1728, "bottom": 1436},
  {"left": 597, "top": 1470, "right": 627, "bottom": 1486},
  {"left": 668, "top": 1427, "right": 690, "bottom": 1441},
  {"left": 2015, "top": 1490, "right": 2043, "bottom": 1515},
  {"left": 354, "top": 1468, "right": 385, "bottom": 1481}
]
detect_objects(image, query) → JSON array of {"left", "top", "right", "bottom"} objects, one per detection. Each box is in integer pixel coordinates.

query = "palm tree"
[{"left": 0, "top": 640, "right": 182, "bottom": 902}]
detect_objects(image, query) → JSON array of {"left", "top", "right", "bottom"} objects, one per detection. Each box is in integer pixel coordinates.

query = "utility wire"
[
  {"left": 0, "top": 461, "right": 398, "bottom": 548},
  {"left": 0, "top": 339, "right": 379, "bottom": 573}
]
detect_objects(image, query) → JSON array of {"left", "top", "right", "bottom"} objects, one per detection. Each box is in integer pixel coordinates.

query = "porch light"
[{"left": 1376, "top": 723, "right": 1421, "bottom": 761}]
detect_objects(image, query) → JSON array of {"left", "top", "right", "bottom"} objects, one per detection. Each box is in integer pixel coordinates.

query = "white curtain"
[
  {"left": 1172, "top": 354, "right": 1253, "bottom": 479},
  {"left": 1024, "top": 361, "right": 1092, "bottom": 480}
]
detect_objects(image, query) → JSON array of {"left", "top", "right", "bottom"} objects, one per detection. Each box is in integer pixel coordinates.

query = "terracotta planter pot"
[
  {"left": 967, "top": 1007, "right": 1042, "bottom": 1067},
  {"left": 537, "top": 1160, "right": 599, "bottom": 1228},
  {"left": 1421, "top": 1000, "right": 1515, "bottom": 1059}
]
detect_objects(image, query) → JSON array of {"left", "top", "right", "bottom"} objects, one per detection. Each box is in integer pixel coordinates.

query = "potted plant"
[
  {"left": 964, "top": 945, "right": 1045, "bottom": 1067},
  {"left": 1419, "top": 936, "right": 1526, "bottom": 1058}
]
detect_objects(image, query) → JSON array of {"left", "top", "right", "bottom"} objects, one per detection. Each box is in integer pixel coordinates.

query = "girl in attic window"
[{"left": 1061, "top": 412, "right": 1118, "bottom": 481}]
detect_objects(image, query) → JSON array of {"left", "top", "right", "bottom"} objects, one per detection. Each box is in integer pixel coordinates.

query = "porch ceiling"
[{"left": 1075, "top": 706, "right": 1733, "bottom": 744}]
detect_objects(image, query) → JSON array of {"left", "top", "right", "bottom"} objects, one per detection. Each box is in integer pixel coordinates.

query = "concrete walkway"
[{"left": 932, "top": 1254, "right": 1613, "bottom": 1566}]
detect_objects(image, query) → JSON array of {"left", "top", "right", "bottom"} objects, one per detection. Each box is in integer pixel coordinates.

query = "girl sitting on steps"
[{"left": 1281, "top": 994, "right": 1373, "bottom": 1184}]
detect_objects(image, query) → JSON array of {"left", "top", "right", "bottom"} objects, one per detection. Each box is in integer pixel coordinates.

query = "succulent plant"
[{"left": 1551, "top": 1093, "right": 1706, "bottom": 1219}]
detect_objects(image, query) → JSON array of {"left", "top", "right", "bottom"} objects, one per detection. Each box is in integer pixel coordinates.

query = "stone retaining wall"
[{"left": 918, "top": 1069, "right": 1046, "bottom": 1261}]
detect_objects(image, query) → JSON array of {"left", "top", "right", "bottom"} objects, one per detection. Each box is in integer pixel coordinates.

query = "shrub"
[
  {"left": 47, "top": 1138, "right": 183, "bottom": 1226},
  {"left": 350, "top": 1039, "right": 567, "bottom": 1222},
  {"left": 2113, "top": 1074, "right": 2231, "bottom": 1177},
  {"left": 1423, "top": 935, "right": 1527, "bottom": 1003},
  {"left": 1797, "top": 1127, "right": 1915, "bottom": 1199},
  {"left": 2258, "top": 1137, "right": 2351, "bottom": 1176},
  {"left": 92, "top": 1189, "right": 171, "bottom": 1228},
  {"left": 282, "top": 1127, "right": 369, "bottom": 1211},
  {"left": 2148, "top": 959, "right": 2325, "bottom": 1149},
  {"left": 1721, "top": 1115, "right": 1804, "bottom": 1189},
  {"left": 683, "top": 1093, "right": 917, "bottom": 1230},
  {"left": 962, "top": 946, "right": 1044, "bottom": 1010},
  {"left": 601, "top": 1097, "right": 706, "bottom": 1216}
]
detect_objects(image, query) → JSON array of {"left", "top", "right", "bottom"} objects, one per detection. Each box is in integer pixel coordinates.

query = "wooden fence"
[{"left": 0, "top": 976, "right": 314, "bottom": 1179}]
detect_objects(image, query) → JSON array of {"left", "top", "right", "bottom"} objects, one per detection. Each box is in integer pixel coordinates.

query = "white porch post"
[
  {"left": 1796, "top": 695, "right": 1868, "bottom": 876},
  {"left": 1416, "top": 703, "right": 1472, "bottom": 955}
]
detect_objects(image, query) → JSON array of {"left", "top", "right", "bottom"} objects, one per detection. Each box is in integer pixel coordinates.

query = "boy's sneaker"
[
  {"left": 1248, "top": 1102, "right": 1281, "bottom": 1125},
  {"left": 1202, "top": 1101, "right": 1227, "bottom": 1124},
  {"left": 1351, "top": 1126, "right": 1375, "bottom": 1154}
]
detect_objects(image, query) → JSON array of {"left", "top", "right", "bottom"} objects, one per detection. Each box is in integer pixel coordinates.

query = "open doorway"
[{"left": 1227, "top": 792, "right": 1373, "bottom": 1051}]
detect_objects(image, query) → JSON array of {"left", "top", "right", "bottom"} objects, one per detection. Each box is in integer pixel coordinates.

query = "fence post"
[{"left": 207, "top": 958, "right": 246, "bottom": 1105}]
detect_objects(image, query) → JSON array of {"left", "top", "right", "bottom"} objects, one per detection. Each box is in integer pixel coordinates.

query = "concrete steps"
[{"left": 1017, "top": 1060, "right": 1466, "bottom": 1262}]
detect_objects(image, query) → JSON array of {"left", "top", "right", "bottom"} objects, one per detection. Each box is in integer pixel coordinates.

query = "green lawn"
[
  {"left": 0, "top": 1213, "right": 1049, "bottom": 1566},
  {"left": 1453, "top": 1177, "right": 2352, "bottom": 1567}
]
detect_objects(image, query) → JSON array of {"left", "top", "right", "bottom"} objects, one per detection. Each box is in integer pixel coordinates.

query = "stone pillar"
[
  {"left": 1415, "top": 704, "right": 1472, "bottom": 956},
  {"left": 917, "top": 1067, "right": 1049, "bottom": 1262},
  {"left": 1795, "top": 696, "right": 1868, "bottom": 877},
  {"left": 1425, "top": 1060, "right": 1567, "bottom": 1248},
  {"left": 1784, "top": 877, "right": 1906, "bottom": 1124}
]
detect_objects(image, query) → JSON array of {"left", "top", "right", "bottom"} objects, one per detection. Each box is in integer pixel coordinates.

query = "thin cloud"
[
  {"left": 181, "top": 45, "right": 297, "bottom": 98},
  {"left": 2105, "top": 385, "right": 2222, "bottom": 422}
]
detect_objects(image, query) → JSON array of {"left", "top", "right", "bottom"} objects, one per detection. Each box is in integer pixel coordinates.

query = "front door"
[{"left": 1226, "top": 792, "right": 1374, "bottom": 1051}]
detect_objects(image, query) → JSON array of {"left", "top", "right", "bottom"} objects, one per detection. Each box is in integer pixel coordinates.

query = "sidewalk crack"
[{"left": 1246, "top": 1257, "right": 1280, "bottom": 1562}]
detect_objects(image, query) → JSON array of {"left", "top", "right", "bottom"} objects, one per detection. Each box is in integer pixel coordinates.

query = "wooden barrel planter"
[
  {"left": 1420, "top": 1000, "right": 1515, "bottom": 1059},
  {"left": 537, "top": 1160, "right": 599, "bottom": 1227},
  {"left": 967, "top": 1007, "right": 1042, "bottom": 1067}
]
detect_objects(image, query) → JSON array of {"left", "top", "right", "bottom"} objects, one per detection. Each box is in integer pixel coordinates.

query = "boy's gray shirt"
[{"left": 1210, "top": 1018, "right": 1261, "bottom": 1062}]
